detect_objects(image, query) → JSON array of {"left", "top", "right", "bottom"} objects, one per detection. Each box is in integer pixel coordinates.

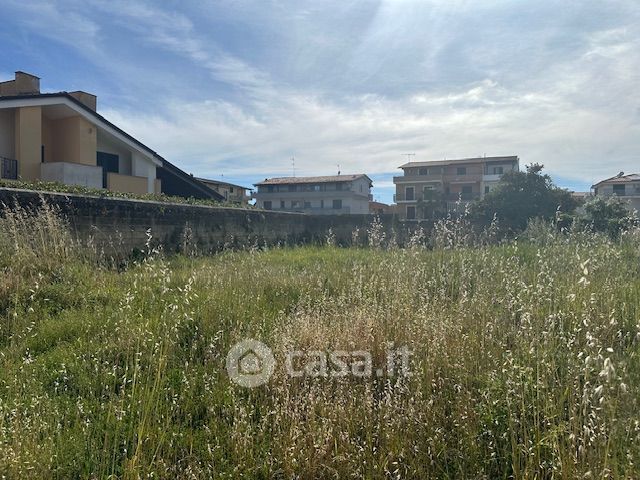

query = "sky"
[{"left": 1, "top": 0, "right": 638, "bottom": 203}]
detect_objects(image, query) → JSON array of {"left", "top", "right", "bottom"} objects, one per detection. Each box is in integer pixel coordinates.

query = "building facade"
[
  {"left": 254, "top": 174, "right": 372, "bottom": 214},
  {"left": 591, "top": 173, "right": 640, "bottom": 213},
  {"left": 0, "top": 71, "right": 221, "bottom": 200},
  {"left": 197, "top": 178, "right": 251, "bottom": 204},
  {"left": 369, "top": 201, "right": 393, "bottom": 215},
  {"left": 393, "top": 156, "right": 519, "bottom": 220}
]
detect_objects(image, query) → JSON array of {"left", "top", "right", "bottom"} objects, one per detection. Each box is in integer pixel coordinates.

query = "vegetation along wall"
[{"left": 0, "top": 187, "right": 396, "bottom": 255}]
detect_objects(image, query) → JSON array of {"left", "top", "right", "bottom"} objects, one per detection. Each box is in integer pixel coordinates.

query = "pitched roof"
[
  {"left": 399, "top": 155, "right": 518, "bottom": 169},
  {"left": 196, "top": 178, "right": 252, "bottom": 190},
  {"left": 0, "top": 92, "right": 222, "bottom": 200},
  {"left": 592, "top": 173, "right": 640, "bottom": 188},
  {"left": 255, "top": 174, "right": 372, "bottom": 186}
]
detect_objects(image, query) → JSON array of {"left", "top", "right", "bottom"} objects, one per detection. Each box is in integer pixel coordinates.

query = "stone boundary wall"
[{"left": 0, "top": 187, "right": 400, "bottom": 256}]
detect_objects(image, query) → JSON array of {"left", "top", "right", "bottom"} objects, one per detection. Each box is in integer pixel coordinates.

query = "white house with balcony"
[
  {"left": 254, "top": 174, "right": 373, "bottom": 215},
  {"left": 592, "top": 173, "right": 640, "bottom": 213}
]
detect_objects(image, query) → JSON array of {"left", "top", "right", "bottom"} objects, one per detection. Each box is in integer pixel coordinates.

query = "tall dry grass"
[{"left": 0, "top": 202, "right": 638, "bottom": 478}]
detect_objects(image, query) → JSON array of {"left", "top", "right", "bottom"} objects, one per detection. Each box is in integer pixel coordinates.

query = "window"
[
  {"left": 336, "top": 183, "right": 343, "bottom": 191},
  {"left": 485, "top": 186, "right": 490, "bottom": 194},
  {"left": 263, "top": 201, "right": 272, "bottom": 210},
  {"left": 405, "top": 186, "right": 415, "bottom": 201},
  {"left": 291, "top": 201, "right": 301, "bottom": 209},
  {"left": 288, "top": 185, "right": 297, "bottom": 192},
  {"left": 314, "top": 185, "right": 321, "bottom": 191},
  {"left": 267, "top": 185, "right": 275, "bottom": 193},
  {"left": 332, "top": 199, "right": 342, "bottom": 209},
  {"left": 406, "top": 206, "right": 416, "bottom": 219},
  {"left": 304, "top": 201, "right": 311, "bottom": 208},
  {"left": 320, "top": 199, "right": 324, "bottom": 209},
  {"left": 492, "top": 166, "right": 504, "bottom": 175},
  {"left": 457, "top": 167, "right": 466, "bottom": 175},
  {"left": 462, "top": 185, "right": 472, "bottom": 194},
  {"left": 230, "top": 187, "right": 234, "bottom": 193},
  {"left": 419, "top": 167, "right": 429, "bottom": 176},
  {"left": 280, "top": 200, "right": 285, "bottom": 209},
  {"left": 613, "top": 184, "right": 625, "bottom": 195},
  {"left": 97, "top": 151, "right": 120, "bottom": 188}
]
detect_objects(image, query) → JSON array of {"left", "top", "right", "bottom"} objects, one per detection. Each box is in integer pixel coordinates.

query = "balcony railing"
[
  {"left": 1, "top": 156, "right": 18, "bottom": 180},
  {"left": 393, "top": 175, "right": 443, "bottom": 183},
  {"left": 264, "top": 206, "right": 353, "bottom": 214},
  {"left": 611, "top": 190, "right": 640, "bottom": 197},
  {"left": 395, "top": 192, "right": 480, "bottom": 202},
  {"left": 445, "top": 193, "right": 480, "bottom": 201}
]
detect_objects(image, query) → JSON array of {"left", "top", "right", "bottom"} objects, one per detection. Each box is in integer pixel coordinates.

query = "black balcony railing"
[{"left": 1, "top": 156, "right": 18, "bottom": 180}]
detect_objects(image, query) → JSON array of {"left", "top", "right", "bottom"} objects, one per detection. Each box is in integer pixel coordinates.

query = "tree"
[
  {"left": 472, "top": 164, "right": 578, "bottom": 233},
  {"left": 577, "top": 195, "right": 637, "bottom": 238}
]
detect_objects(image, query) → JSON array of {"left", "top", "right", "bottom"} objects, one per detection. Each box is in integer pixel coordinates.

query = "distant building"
[
  {"left": 369, "top": 201, "right": 392, "bottom": 215},
  {"left": 592, "top": 173, "right": 640, "bottom": 212},
  {"left": 0, "top": 71, "right": 221, "bottom": 200},
  {"left": 197, "top": 178, "right": 251, "bottom": 204},
  {"left": 254, "top": 174, "right": 372, "bottom": 214},
  {"left": 393, "top": 156, "right": 519, "bottom": 220}
]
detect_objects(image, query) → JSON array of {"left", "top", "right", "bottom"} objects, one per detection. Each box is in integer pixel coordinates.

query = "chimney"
[
  {"left": 0, "top": 71, "right": 41, "bottom": 96},
  {"left": 68, "top": 91, "right": 97, "bottom": 111}
]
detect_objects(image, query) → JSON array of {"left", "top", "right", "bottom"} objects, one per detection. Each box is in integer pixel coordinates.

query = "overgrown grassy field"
[{"left": 1, "top": 206, "right": 639, "bottom": 479}]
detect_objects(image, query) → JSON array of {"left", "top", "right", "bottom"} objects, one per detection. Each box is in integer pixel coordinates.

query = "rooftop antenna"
[
  {"left": 291, "top": 156, "right": 296, "bottom": 177},
  {"left": 401, "top": 153, "right": 415, "bottom": 163},
  {"left": 337, "top": 164, "right": 341, "bottom": 175}
]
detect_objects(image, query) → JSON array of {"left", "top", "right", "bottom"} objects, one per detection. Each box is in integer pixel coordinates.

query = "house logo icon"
[{"left": 226, "top": 339, "right": 276, "bottom": 388}]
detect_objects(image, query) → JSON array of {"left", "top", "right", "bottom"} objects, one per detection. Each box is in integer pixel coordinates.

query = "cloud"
[
  {"left": 103, "top": 60, "right": 639, "bottom": 186},
  {"left": 2, "top": 0, "right": 639, "bottom": 193},
  {"left": 2, "top": 0, "right": 101, "bottom": 53}
]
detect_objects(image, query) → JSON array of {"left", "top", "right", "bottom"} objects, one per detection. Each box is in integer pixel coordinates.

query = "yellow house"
[
  {"left": 196, "top": 177, "right": 252, "bottom": 204},
  {"left": 0, "top": 71, "right": 222, "bottom": 200}
]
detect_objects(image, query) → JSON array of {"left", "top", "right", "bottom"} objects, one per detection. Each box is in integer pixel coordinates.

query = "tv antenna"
[
  {"left": 401, "top": 153, "right": 415, "bottom": 162},
  {"left": 337, "top": 164, "right": 341, "bottom": 175},
  {"left": 291, "top": 156, "right": 296, "bottom": 177}
]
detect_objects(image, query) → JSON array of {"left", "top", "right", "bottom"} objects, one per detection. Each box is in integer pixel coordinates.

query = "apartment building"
[
  {"left": 254, "top": 174, "right": 372, "bottom": 214},
  {"left": 592, "top": 173, "right": 640, "bottom": 212},
  {"left": 0, "top": 71, "right": 222, "bottom": 200},
  {"left": 393, "top": 155, "right": 519, "bottom": 220},
  {"left": 197, "top": 178, "right": 251, "bottom": 205}
]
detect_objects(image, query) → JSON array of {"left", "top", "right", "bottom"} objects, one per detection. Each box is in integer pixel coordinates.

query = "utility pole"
[{"left": 401, "top": 153, "right": 415, "bottom": 163}]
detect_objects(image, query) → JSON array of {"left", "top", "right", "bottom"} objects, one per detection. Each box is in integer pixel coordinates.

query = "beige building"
[
  {"left": 254, "top": 174, "right": 373, "bottom": 214},
  {"left": 369, "top": 201, "right": 393, "bottom": 215},
  {"left": 197, "top": 178, "right": 251, "bottom": 204},
  {"left": 592, "top": 173, "right": 640, "bottom": 213},
  {"left": 393, "top": 155, "right": 519, "bottom": 220},
  {"left": 0, "top": 71, "right": 221, "bottom": 200}
]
